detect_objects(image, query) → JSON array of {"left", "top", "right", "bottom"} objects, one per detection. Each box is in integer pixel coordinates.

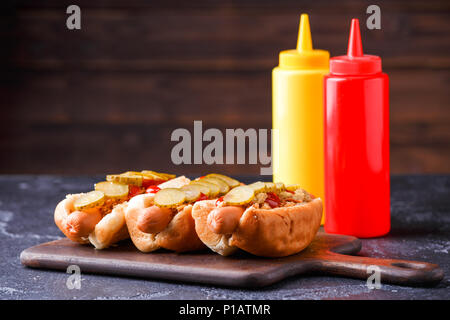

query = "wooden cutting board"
[{"left": 20, "top": 231, "right": 443, "bottom": 287}]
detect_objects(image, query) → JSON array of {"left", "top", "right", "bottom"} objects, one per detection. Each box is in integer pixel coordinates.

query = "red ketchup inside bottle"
[{"left": 324, "top": 19, "right": 390, "bottom": 238}]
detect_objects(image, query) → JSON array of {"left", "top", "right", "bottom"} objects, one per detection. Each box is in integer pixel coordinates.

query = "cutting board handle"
[{"left": 316, "top": 251, "right": 444, "bottom": 287}]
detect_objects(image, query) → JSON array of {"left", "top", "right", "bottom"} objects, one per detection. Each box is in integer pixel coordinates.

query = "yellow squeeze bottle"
[{"left": 272, "top": 14, "right": 329, "bottom": 224}]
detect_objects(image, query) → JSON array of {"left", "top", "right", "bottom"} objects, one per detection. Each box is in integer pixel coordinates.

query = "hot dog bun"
[
  {"left": 88, "top": 202, "right": 129, "bottom": 249},
  {"left": 230, "top": 198, "right": 322, "bottom": 257},
  {"left": 154, "top": 204, "right": 205, "bottom": 252},
  {"left": 124, "top": 193, "right": 160, "bottom": 252},
  {"left": 192, "top": 197, "right": 323, "bottom": 257}
]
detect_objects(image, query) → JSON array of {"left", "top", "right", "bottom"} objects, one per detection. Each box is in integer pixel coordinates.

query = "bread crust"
[
  {"left": 191, "top": 200, "right": 238, "bottom": 256},
  {"left": 125, "top": 193, "right": 205, "bottom": 253},
  {"left": 192, "top": 198, "right": 323, "bottom": 257}
]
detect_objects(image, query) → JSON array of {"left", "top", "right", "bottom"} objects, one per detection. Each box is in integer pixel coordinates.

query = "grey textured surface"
[{"left": 0, "top": 175, "right": 449, "bottom": 300}]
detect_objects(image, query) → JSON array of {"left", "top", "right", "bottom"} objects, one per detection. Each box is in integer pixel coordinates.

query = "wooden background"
[{"left": 1, "top": 0, "right": 449, "bottom": 176}]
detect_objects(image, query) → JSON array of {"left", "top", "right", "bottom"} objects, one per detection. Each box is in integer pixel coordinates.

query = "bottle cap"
[
  {"left": 329, "top": 19, "right": 382, "bottom": 75},
  {"left": 279, "top": 14, "right": 329, "bottom": 69}
]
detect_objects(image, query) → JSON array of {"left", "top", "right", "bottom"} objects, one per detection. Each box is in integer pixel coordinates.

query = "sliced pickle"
[
  {"left": 205, "top": 174, "right": 240, "bottom": 188},
  {"left": 201, "top": 177, "right": 230, "bottom": 194},
  {"left": 122, "top": 171, "right": 166, "bottom": 184},
  {"left": 248, "top": 181, "right": 266, "bottom": 194},
  {"left": 264, "top": 182, "right": 276, "bottom": 192},
  {"left": 158, "top": 172, "right": 176, "bottom": 180},
  {"left": 141, "top": 170, "right": 175, "bottom": 180},
  {"left": 138, "top": 171, "right": 167, "bottom": 181},
  {"left": 107, "top": 174, "right": 143, "bottom": 186},
  {"left": 180, "top": 185, "right": 201, "bottom": 202},
  {"left": 95, "top": 181, "right": 129, "bottom": 199},
  {"left": 223, "top": 186, "right": 254, "bottom": 206},
  {"left": 123, "top": 171, "right": 145, "bottom": 176},
  {"left": 275, "top": 182, "right": 285, "bottom": 191},
  {"left": 154, "top": 188, "right": 186, "bottom": 208},
  {"left": 187, "top": 183, "right": 210, "bottom": 197},
  {"left": 192, "top": 180, "right": 220, "bottom": 198},
  {"left": 74, "top": 191, "right": 105, "bottom": 210},
  {"left": 286, "top": 184, "right": 302, "bottom": 192}
]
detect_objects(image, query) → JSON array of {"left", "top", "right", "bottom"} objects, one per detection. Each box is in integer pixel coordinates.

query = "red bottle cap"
[{"left": 329, "top": 19, "right": 382, "bottom": 75}]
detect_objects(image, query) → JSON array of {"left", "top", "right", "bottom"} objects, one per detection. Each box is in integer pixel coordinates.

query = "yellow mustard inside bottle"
[{"left": 272, "top": 14, "right": 329, "bottom": 224}]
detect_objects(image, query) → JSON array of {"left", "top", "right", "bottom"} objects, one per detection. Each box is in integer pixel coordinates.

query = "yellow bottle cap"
[{"left": 279, "top": 14, "right": 329, "bottom": 69}]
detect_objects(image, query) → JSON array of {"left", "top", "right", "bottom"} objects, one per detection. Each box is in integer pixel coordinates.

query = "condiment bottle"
[
  {"left": 324, "top": 19, "right": 390, "bottom": 237},
  {"left": 272, "top": 14, "right": 329, "bottom": 224}
]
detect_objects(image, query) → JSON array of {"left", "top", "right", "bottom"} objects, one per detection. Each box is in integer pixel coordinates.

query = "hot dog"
[
  {"left": 207, "top": 206, "right": 245, "bottom": 234},
  {"left": 54, "top": 170, "right": 177, "bottom": 248},
  {"left": 124, "top": 174, "right": 241, "bottom": 253},
  {"left": 65, "top": 209, "right": 103, "bottom": 238},
  {"left": 192, "top": 182, "right": 323, "bottom": 257},
  {"left": 137, "top": 206, "right": 174, "bottom": 234},
  {"left": 124, "top": 176, "right": 206, "bottom": 253},
  {"left": 54, "top": 194, "right": 97, "bottom": 244}
]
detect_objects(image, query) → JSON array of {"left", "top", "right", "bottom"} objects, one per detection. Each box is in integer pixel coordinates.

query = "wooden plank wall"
[{"left": 1, "top": 0, "right": 449, "bottom": 175}]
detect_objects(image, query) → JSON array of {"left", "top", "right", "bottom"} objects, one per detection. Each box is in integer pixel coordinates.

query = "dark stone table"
[{"left": 0, "top": 175, "right": 449, "bottom": 300}]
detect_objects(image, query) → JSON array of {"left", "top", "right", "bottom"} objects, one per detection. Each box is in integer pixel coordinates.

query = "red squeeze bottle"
[{"left": 324, "top": 19, "right": 390, "bottom": 238}]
